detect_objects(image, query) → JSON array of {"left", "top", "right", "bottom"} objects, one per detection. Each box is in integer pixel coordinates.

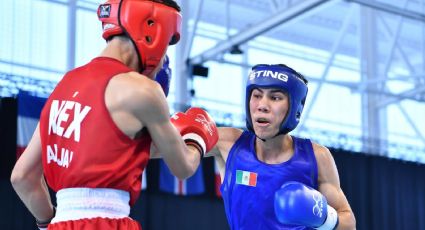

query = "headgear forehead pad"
[
  {"left": 245, "top": 64, "right": 308, "bottom": 135},
  {"left": 97, "top": 0, "right": 181, "bottom": 76}
]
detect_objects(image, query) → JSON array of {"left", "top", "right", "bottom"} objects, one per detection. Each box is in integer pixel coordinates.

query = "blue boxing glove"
[
  {"left": 274, "top": 181, "right": 338, "bottom": 230},
  {"left": 155, "top": 55, "right": 171, "bottom": 97}
]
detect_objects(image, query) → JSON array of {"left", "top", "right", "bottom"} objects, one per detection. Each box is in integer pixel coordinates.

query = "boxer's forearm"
[
  {"left": 335, "top": 210, "right": 356, "bottom": 230},
  {"left": 12, "top": 176, "right": 54, "bottom": 222}
]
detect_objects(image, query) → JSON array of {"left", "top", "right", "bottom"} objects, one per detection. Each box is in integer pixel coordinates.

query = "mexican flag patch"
[{"left": 236, "top": 170, "right": 257, "bottom": 187}]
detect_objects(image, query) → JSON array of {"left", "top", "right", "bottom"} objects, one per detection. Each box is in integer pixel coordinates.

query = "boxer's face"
[{"left": 249, "top": 88, "right": 289, "bottom": 139}]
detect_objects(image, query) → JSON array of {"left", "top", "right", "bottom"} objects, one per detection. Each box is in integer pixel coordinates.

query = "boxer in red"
[{"left": 10, "top": 1, "right": 218, "bottom": 229}]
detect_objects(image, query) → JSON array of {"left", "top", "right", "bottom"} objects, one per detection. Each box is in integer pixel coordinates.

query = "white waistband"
[{"left": 51, "top": 188, "right": 131, "bottom": 223}]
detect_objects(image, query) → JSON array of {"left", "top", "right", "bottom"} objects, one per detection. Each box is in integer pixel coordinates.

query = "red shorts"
[{"left": 48, "top": 217, "right": 141, "bottom": 230}]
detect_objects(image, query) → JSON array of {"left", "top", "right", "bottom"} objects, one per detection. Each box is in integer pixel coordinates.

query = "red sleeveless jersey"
[{"left": 39, "top": 57, "right": 151, "bottom": 205}]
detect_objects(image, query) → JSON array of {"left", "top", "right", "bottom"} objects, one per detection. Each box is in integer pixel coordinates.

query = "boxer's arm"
[
  {"left": 205, "top": 127, "right": 242, "bottom": 160},
  {"left": 150, "top": 59, "right": 204, "bottom": 160},
  {"left": 149, "top": 141, "right": 200, "bottom": 159},
  {"left": 314, "top": 143, "right": 356, "bottom": 230},
  {"left": 149, "top": 143, "right": 161, "bottom": 159},
  {"left": 206, "top": 127, "right": 243, "bottom": 183},
  {"left": 10, "top": 124, "right": 55, "bottom": 226},
  {"left": 134, "top": 80, "right": 201, "bottom": 179}
]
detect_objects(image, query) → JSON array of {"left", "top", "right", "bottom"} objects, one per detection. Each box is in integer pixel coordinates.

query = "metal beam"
[
  {"left": 356, "top": 75, "right": 425, "bottom": 91},
  {"left": 183, "top": 0, "right": 205, "bottom": 60},
  {"left": 41, "top": 0, "right": 95, "bottom": 12},
  {"left": 372, "top": 0, "right": 415, "bottom": 108},
  {"left": 226, "top": 0, "right": 230, "bottom": 37},
  {"left": 376, "top": 85, "right": 425, "bottom": 107},
  {"left": 346, "top": 0, "right": 425, "bottom": 22},
  {"left": 398, "top": 103, "right": 425, "bottom": 144},
  {"left": 206, "top": 59, "right": 425, "bottom": 102},
  {"left": 212, "top": 58, "right": 252, "bottom": 69},
  {"left": 299, "top": 5, "right": 355, "bottom": 128},
  {"left": 292, "top": 78, "right": 425, "bottom": 103},
  {"left": 422, "top": 0, "right": 425, "bottom": 82},
  {"left": 379, "top": 14, "right": 405, "bottom": 90},
  {"left": 0, "top": 59, "right": 64, "bottom": 75},
  {"left": 188, "top": 0, "right": 338, "bottom": 65},
  {"left": 67, "top": 0, "right": 77, "bottom": 71},
  {"left": 175, "top": 0, "right": 191, "bottom": 111},
  {"left": 268, "top": 0, "right": 279, "bottom": 11},
  {"left": 358, "top": 5, "right": 383, "bottom": 154}
]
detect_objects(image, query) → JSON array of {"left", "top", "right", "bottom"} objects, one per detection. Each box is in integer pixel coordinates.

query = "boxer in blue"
[{"left": 207, "top": 64, "right": 356, "bottom": 230}]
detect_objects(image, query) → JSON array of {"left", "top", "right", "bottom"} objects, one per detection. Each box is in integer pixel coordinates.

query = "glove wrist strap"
[
  {"left": 316, "top": 205, "right": 338, "bottom": 230},
  {"left": 182, "top": 133, "right": 206, "bottom": 157}
]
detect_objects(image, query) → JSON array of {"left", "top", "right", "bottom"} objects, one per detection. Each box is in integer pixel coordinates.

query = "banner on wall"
[
  {"left": 16, "top": 92, "right": 46, "bottom": 159},
  {"left": 15, "top": 91, "right": 148, "bottom": 190},
  {"left": 159, "top": 159, "right": 205, "bottom": 195}
]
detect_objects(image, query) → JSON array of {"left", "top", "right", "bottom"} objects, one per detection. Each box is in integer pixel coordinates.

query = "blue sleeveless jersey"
[{"left": 221, "top": 131, "right": 318, "bottom": 230}]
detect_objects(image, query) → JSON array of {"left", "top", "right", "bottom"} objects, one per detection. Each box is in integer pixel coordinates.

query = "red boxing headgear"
[{"left": 97, "top": 0, "right": 181, "bottom": 76}]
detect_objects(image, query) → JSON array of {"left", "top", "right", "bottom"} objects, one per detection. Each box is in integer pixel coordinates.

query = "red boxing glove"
[{"left": 171, "top": 107, "right": 218, "bottom": 156}]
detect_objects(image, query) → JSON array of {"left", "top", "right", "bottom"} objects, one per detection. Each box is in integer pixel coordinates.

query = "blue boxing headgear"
[
  {"left": 246, "top": 64, "right": 308, "bottom": 136},
  {"left": 155, "top": 55, "right": 171, "bottom": 97}
]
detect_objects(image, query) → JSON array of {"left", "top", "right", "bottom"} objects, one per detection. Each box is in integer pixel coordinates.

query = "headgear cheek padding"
[
  {"left": 98, "top": 0, "right": 181, "bottom": 76},
  {"left": 246, "top": 64, "right": 308, "bottom": 135}
]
